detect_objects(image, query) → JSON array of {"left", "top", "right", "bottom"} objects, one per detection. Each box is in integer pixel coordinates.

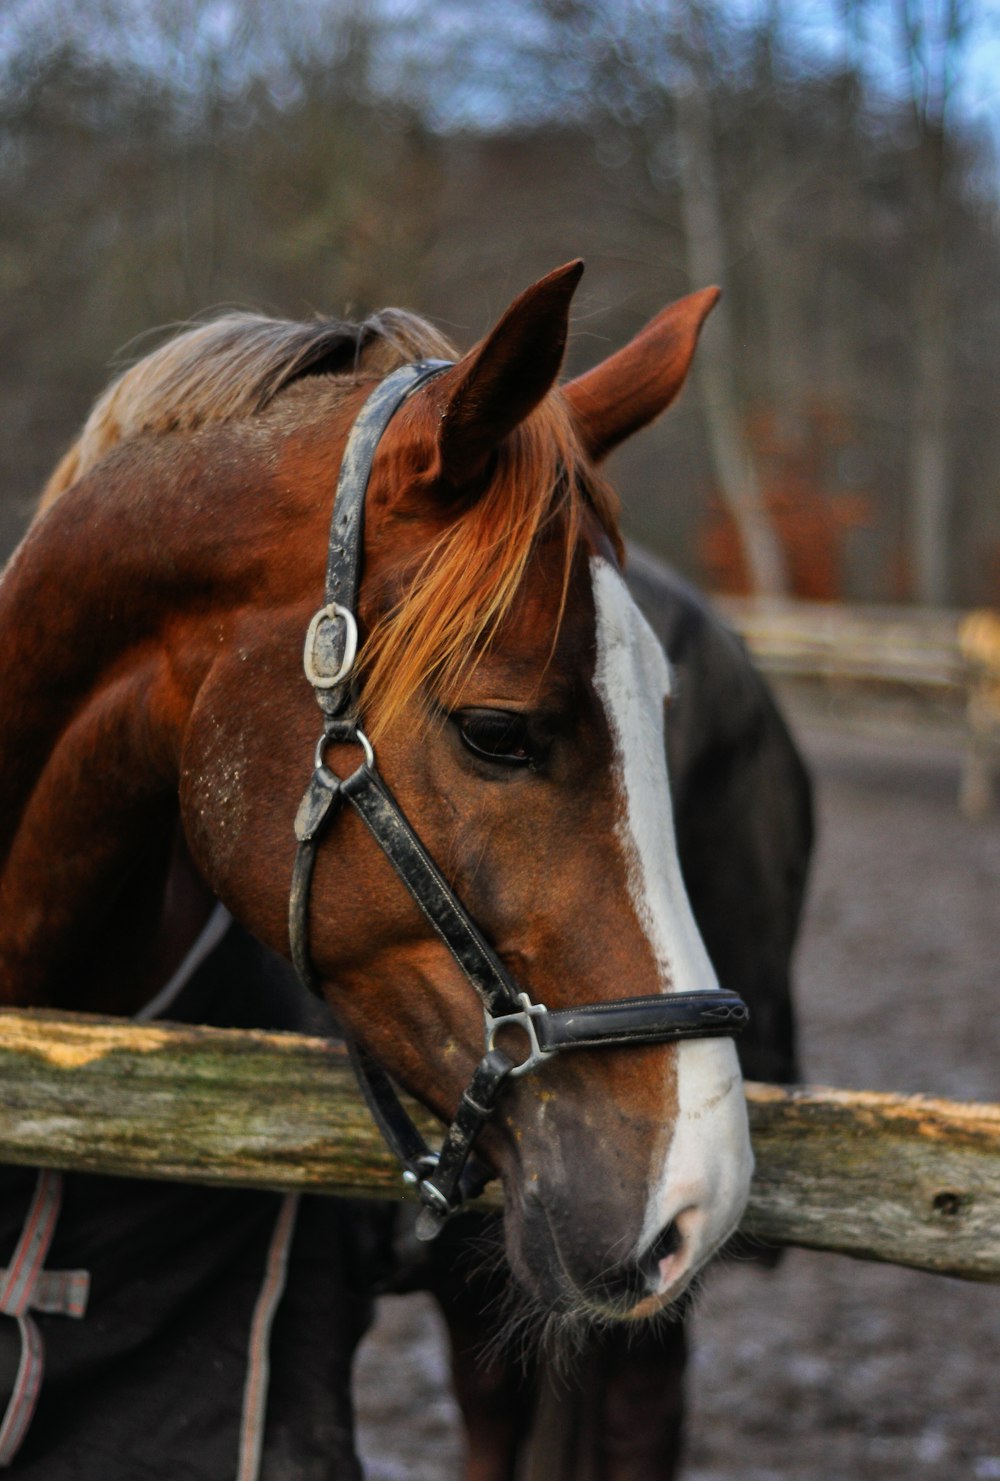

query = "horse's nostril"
[
  {"left": 647, "top": 1220, "right": 682, "bottom": 1267},
  {"left": 588, "top": 1223, "right": 683, "bottom": 1309}
]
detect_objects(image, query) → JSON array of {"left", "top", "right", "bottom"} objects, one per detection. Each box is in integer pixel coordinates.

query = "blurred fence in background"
[{"left": 720, "top": 599, "right": 1000, "bottom": 814}]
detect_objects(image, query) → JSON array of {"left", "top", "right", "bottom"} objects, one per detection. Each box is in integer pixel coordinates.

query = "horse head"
[{"left": 1, "top": 263, "right": 751, "bottom": 1325}]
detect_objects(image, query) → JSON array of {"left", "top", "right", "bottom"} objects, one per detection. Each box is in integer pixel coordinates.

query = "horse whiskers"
[
  {"left": 468, "top": 1242, "right": 698, "bottom": 1384},
  {"left": 717, "top": 1229, "right": 776, "bottom": 1266},
  {"left": 474, "top": 1271, "right": 548, "bottom": 1375}
]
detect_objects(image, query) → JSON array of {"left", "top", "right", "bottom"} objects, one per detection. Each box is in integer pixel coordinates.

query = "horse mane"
[
  {"left": 38, "top": 308, "right": 457, "bottom": 510},
  {"left": 37, "top": 308, "right": 621, "bottom": 739},
  {"left": 362, "top": 394, "right": 621, "bottom": 738}
]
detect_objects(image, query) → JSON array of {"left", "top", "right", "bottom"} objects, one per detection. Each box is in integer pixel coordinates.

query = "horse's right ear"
[
  {"left": 563, "top": 287, "right": 720, "bottom": 462},
  {"left": 433, "top": 260, "right": 584, "bottom": 493}
]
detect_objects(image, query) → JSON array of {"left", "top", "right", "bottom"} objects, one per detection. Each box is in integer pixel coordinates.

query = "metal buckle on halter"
[
  {"left": 303, "top": 602, "right": 358, "bottom": 690},
  {"left": 483, "top": 992, "right": 555, "bottom": 1079},
  {"left": 401, "top": 1154, "right": 453, "bottom": 1222},
  {"left": 401, "top": 1153, "right": 441, "bottom": 1190}
]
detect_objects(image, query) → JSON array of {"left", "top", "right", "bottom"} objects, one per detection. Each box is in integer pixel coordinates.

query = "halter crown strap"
[{"left": 305, "top": 361, "right": 452, "bottom": 721}]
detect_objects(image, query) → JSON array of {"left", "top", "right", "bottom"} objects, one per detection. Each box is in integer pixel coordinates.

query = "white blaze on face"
[{"left": 590, "top": 557, "right": 753, "bottom": 1287}]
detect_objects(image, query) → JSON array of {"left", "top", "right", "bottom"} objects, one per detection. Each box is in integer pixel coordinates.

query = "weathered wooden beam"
[
  {"left": 2, "top": 1009, "right": 999, "bottom": 1282},
  {"left": 739, "top": 1081, "right": 1000, "bottom": 1282},
  {"left": 716, "top": 597, "right": 971, "bottom": 691},
  {"left": 0, "top": 1008, "right": 415, "bottom": 1200}
]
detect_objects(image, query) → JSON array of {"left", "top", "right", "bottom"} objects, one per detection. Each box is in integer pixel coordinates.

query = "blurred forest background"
[{"left": 2, "top": 0, "right": 998, "bottom": 606}]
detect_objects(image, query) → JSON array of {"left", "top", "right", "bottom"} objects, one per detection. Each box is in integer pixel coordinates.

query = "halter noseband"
[{"left": 288, "top": 362, "right": 749, "bottom": 1240}]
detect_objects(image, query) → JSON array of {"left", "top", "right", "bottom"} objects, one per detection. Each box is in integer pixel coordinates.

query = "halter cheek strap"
[{"left": 288, "top": 362, "right": 749, "bottom": 1239}]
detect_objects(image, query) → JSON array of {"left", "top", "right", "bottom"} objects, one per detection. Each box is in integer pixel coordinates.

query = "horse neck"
[{"left": 0, "top": 420, "right": 328, "bottom": 1010}]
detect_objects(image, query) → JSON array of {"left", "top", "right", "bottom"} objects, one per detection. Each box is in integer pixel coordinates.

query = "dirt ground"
[{"left": 353, "top": 696, "right": 1000, "bottom": 1481}]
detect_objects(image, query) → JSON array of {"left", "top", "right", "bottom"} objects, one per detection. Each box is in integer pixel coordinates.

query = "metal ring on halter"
[
  {"left": 484, "top": 993, "right": 556, "bottom": 1079},
  {"left": 303, "top": 602, "right": 359, "bottom": 689},
  {"left": 313, "top": 727, "right": 374, "bottom": 773}
]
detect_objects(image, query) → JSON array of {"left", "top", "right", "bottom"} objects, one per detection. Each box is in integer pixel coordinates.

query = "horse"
[{"left": 0, "top": 263, "right": 807, "bottom": 1477}]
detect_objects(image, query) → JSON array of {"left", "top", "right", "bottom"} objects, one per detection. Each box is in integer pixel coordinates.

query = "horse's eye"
[{"left": 454, "top": 709, "right": 534, "bottom": 767}]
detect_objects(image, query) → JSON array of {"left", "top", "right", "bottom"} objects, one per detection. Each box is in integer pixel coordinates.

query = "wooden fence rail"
[
  {"left": 2, "top": 1008, "right": 999, "bottom": 1283},
  {"left": 717, "top": 598, "right": 970, "bottom": 690}
]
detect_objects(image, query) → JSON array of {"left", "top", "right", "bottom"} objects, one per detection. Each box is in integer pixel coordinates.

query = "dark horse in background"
[{"left": 0, "top": 264, "right": 810, "bottom": 1478}]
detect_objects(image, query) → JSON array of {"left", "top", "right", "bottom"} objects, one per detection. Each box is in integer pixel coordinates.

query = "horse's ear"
[
  {"left": 563, "top": 287, "right": 720, "bottom": 462},
  {"left": 435, "top": 260, "right": 584, "bottom": 491}
]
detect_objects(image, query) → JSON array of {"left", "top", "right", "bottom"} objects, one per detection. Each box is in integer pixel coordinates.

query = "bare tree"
[
  {"left": 671, "top": 3, "right": 790, "bottom": 599},
  {"left": 2, "top": 0, "right": 998, "bottom": 604},
  {"left": 896, "top": 0, "right": 968, "bottom": 605}
]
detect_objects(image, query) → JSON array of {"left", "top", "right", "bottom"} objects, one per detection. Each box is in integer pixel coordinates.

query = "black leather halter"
[{"left": 288, "top": 362, "right": 749, "bottom": 1239}]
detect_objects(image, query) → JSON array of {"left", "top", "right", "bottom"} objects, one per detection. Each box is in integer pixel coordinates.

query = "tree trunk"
[
  {"left": 672, "top": 75, "right": 789, "bottom": 601},
  {"left": 898, "top": 0, "right": 962, "bottom": 606},
  {"left": 909, "top": 132, "right": 952, "bottom": 604}
]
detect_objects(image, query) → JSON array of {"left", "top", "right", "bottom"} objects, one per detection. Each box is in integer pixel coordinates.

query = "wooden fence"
[
  {"left": 719, "top": 598, "right": 1000, "bottom": 816},
  {"left": 2, "top": 1007, "right": 999, "bottom": 1283}
]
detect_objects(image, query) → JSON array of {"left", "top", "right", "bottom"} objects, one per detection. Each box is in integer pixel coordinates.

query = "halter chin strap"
[{"left": 288, "top": 362, "right": 749, "bottom": 1240}]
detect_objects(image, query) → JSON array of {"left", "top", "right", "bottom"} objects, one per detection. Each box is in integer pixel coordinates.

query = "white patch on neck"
[{"left": 590, "top": 557, "right": 716, "bottom": 996}]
